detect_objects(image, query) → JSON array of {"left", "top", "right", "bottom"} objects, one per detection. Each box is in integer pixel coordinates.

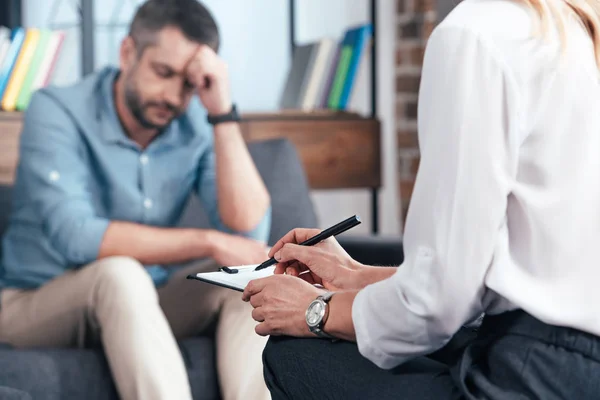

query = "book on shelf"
[
  {"left": 0, "top": 26, "right": 66, "bottom": 112},
  {"left": 0, "top": 28, "right": 26, "bottom": 102},
  {"left": 2, "top": 28, "right": 41, "bottom": 111},
  {"left": 279, "top": 23, "right": 373, "bottom": 114},
  {"left": 0, "top": 27, "right": 12, "bottom": 70}
]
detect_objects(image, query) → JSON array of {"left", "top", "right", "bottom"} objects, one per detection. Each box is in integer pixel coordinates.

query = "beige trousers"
[{"left": 0, "top": 256, "right": 270, "bottom": 400}]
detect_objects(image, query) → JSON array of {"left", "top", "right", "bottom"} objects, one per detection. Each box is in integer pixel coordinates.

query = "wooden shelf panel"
[
  {"left": 0, "top": 113, "right": 21, "bottom": 184},
  {"left": 241, "top": 118, "right": 381, "bottom": 189}
]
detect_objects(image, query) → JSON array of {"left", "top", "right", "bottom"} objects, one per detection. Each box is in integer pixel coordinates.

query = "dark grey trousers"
[{"left": 263, "top": 310, "right": 600, "bottom": 399}]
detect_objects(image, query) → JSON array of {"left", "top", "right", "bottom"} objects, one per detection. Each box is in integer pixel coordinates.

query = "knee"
[
  {"left": 263, "top": 337, "right": 313, "bottom": 395},
  {"left": 89, "top": 256, "right": 156, "bottom": 301},
  {"left": 263, "top": 337, "right": 300, "bottom": 373},
  {"left": 262, "top": 338, "right": 281, "bottom": 388}
]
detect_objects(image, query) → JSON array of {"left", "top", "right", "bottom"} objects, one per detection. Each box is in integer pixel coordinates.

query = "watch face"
[{"left": 306, "top": 300, "right": 325, "bottom": 328}]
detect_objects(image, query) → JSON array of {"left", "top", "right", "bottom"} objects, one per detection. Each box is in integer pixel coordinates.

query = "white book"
[
  {"left": 301, "top": 38, "right": 335, "bottom": 111},
  {"left": 0, "top": 27, "right": 12, "bottom": 69},
  {"left": 31, "top": 30, "right": 65, "bottom": 90},
  {"left": 187, "top": 265, "right": 275, "bottom": 292}
]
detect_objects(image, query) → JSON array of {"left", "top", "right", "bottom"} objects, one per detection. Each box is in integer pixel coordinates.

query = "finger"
[
  {"left": 242, "top": 277, "right": 269, "bottom": 301},
  {"left": 187, "top": 50, "right": 217, "bottom": 89},
  {"left": 298, "top": 271, "right": 318, "bottom": 285},
  {"left": 274, "top": 262, "right": 287, "bottom": 275},
  {"left": 255, "top": 322, "right": 272, "bottom": 337},
  {"left": 249, "top": 291, "right": 264, "bottom": 308},
  {"left": 269, "top": 228, "right": 322, "bottom": 259},
  {"left": 186, "top": 63, "right": 207, "bottom": 89},
  {"left": 184, "top": 47, "right": 203, "bottom": 83},
  {"left": 196, "top": 44, "right": 217, "bottom": 58},
  {"left": 285, "top": 261, "right": 302, "bottom": 277},
  {"left": 274, "top": 260, "right": 294, "bottom": 275},
  {"left": 184, "top": 45, "right": 201, "bottom": 70},
  {"left": 251, "top": 307, "right": 265, "bottom": 323},
  {"left": 275, "top": 243, "right": 322, "bottom": 267}
]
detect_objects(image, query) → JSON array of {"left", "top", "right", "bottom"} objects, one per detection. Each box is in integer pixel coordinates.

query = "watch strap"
[
  {"left": 319, "top": 291, "right": 335, "bottom": 303},
  {"left": 312, "top": 327, "right": 337, "bottom": 340},
  {"left": 207, "top": 104, "right": 240, "bottom": 125}
]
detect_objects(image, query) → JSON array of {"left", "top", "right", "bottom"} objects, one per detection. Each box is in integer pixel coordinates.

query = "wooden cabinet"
[
  {"left": 0, "top": 111, "right": 382, "bottom": 191},
  {"left": 0, "top": 112, "right": 21, "bottom": 185}
]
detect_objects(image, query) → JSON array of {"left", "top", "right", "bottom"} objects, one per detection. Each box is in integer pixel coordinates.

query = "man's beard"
[{"left": 124, "top": 77, "right": 182, "bottom": 130}]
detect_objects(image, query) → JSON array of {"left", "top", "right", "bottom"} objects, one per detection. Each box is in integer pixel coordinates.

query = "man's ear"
[{"left": 119, "top": 36, "right": 138, "bottom": 71}]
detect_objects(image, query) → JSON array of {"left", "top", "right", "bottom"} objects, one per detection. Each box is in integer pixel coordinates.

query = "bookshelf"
[
  {"left": 288, "top": 0, "right": 381, "bottom": 233},
  {"left": 1, "top": 0, "right": 95, "bottom": 76}
]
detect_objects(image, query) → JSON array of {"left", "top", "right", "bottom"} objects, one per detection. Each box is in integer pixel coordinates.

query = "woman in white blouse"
[{"left": 243, "top": 0, "right": 600, "bottom": 398}]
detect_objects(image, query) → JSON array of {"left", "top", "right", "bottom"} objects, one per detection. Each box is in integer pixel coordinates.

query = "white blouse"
[{"left": 352, "top": 0, "right": 600, "bottom": 369}]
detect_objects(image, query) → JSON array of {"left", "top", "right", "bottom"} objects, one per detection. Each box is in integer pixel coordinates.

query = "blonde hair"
[{"left": 523, "top": 0, "right": 600, "bottom": 67}]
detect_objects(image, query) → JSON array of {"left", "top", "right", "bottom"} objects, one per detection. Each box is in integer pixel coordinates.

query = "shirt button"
[
  {"left": 140, "top": 155, "right": 149, "bottom": 165},
  {"left": 49, "top": 171, "right": 60, "bottom": 182},
  {"left": 143, "top": 198, "right": 153, "bottom": 209}
]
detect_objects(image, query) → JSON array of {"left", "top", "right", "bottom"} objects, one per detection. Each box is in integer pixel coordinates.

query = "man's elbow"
[
  {"left": 220, "top": 198, "right": 271, "bottom": 233},
  {"left": 45, "top": 215, "right": 110, "bottom": 266}
]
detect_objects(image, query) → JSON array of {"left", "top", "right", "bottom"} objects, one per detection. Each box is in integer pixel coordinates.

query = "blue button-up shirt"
[{"left": 0, "top": 66, "right": 270, "bottom": 289}]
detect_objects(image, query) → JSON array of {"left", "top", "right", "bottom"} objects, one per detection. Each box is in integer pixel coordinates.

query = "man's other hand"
[{"left": 209, "top": 231, "right": 269, "bottom": 267}]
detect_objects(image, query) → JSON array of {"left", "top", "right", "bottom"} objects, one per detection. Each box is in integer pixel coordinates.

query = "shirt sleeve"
[
  {"left": 18, "top": 91, "right": 110, "bottom": 266},
  {"left": 194, "top": 109, "right": 271, "bottom": 244},
  {"left": 352, "top": 26, "right": 521, "bottom": 369}
]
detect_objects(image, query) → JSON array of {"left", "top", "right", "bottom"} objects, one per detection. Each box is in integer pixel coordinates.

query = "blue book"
[
  {"left": 338, "top": 24, "right": 373, "bottom": 110},
  {"left": 0, "top": 27, "right": 26, "bottom": 102}
]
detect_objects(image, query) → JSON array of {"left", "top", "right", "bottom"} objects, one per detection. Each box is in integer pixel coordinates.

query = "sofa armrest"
[{"left": 338, "top": 235, "right": 404, "bottom": 267}]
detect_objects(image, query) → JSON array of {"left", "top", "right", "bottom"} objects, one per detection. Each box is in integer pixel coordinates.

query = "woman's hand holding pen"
[
  {"left": 268, "top": 228, "right": 365, "bottom": 291},
  {"left": 242, "top": 227, "right": 367, "bottom": 337},
  {"left": 242, "top": 226, "right": 398, "bottom": 337}
]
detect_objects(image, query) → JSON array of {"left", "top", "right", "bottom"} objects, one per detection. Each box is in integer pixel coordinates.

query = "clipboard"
[{"left": 186, "top": 265, "right": 275, "bottom": 292}]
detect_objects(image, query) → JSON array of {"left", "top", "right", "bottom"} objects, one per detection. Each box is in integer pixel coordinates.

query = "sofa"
[{"left": 0, "top": 138, "right": 404, "bottom": 399}]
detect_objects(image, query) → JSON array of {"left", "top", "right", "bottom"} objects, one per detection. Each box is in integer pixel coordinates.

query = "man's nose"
[{"left": 163, "top": 84, "right": 183, "bottom": 109}]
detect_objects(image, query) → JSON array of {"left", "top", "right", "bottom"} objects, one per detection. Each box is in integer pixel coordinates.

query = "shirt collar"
[{"left": 97, "top": 67, "right": 132, "bottom": 146}]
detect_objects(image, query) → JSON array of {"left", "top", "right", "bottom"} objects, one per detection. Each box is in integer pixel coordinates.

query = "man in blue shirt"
[{"left": 0, "top": 1, "right": 272, "bottom": 399}]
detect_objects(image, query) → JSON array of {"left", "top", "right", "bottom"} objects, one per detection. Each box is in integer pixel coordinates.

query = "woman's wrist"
[
  {"left": 322, "top": 290, "right": 358, "bottom": 342},
  {"left": 351, "top": 264, "right": 397, "bottom": 289}
]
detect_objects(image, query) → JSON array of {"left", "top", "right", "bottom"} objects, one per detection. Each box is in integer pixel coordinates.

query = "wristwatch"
[
  {"left": 305, "top": 292, "right": 336, "bottom": 340},
  {"left": 207, "top": 103, "right": 240, "bottom": 125}
]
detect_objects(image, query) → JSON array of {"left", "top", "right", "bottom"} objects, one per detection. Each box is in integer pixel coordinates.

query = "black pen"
[{"left": 253, "top": 215, "right": 362, "bottom": 271}]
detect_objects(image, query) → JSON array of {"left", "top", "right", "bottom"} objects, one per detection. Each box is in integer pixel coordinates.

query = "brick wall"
[{"left": 396, "top": 0, "right": 438, "bottom": 225}]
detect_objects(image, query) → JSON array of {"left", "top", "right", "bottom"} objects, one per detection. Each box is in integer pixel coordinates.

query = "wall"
[
  {"left": 395, "top": 0, "right": 458, "bottom": 225},
  {"left": 23, "top": 0, "right": 400, "bottom": 236},
  {"left": 296, "top": 0, "right": 399, "bottom": 236},
  {"left": 396, "top": 0, "right": 436, "bottom": 225}
]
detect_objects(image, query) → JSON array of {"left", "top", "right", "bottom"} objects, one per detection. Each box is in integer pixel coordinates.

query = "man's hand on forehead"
[
  {"left": 185, "top": 44, "right": 232, "bottom": 115},
  {"left": 185, "top": 45, "right": 218, "bottom": 89}
]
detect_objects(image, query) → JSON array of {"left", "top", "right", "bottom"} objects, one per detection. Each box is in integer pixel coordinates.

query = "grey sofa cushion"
[{"left": 0, "top": 338, "right": 218, "bottom": 400}]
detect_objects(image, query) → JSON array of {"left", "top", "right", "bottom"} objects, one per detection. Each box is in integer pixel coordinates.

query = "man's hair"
[{"left": 129, "top": 0, "right": 220, "bottom": 54}]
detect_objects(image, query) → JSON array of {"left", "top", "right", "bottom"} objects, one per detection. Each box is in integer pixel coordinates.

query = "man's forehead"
[{"left": 145, "top": 27, "right": 198, "bottom": 71}]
